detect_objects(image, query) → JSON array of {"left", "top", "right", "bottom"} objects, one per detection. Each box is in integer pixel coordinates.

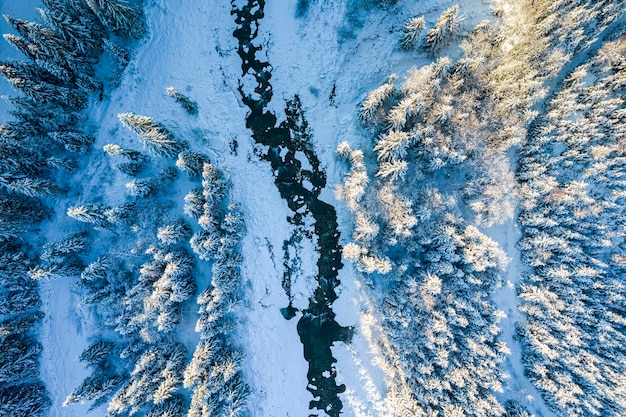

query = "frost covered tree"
[
  {"left": 202, "top": 162, "right": 227, "bottom": 205},
  {"left": 374, "top": 130, "right": 410, "bottom": 163},
  {"left": 166, "top": 87, "right": 198, "bottom": 115},
  {"left": 183, "top": 187, "right": 206, "bottom": 219},
  {"left": 0, "top": 175, "right": 60, "bottom": 198},
  {"left": 0, "top": 61, "right": 87, "bottom": 108},
  {"left": 176, "top": 151, "right": 209, "bottom": 177},
  {"left": 146, "top": 394, "right": 185, "bottom": 417},
  {"left": 48, "top": 131, "right": 95, "bottom": 153},
  {"left": 0, "top": 383, "right": 49, "bottom": 417},
  {"left": 40, "top": 232, "right": 88, "bottom": 261},
  {"left": 464, "top": 153, "right": 517, "bottom": 227},
  {"left": 157, "top": 219, "right": 192, "bottom": 245},
  {"left": 334, "top": 142, "right": 369, "bottom": 212},
  {"left": 190, "top": 230, "right": 221, "bottom": 261},
  {"left": 39, "top": 0, "right": 105, "bottom": 58},
  {"left": 376, "top": 160, "right": 408, "bottom": 181},
  {"left": 102, "top": 39, "right": 129, "bottom": 85},
  {"left": 423, "top": 5, "right": 462, "bottom": 54},
  {"left": 0, "top": 337, "right": 42, "bottom": 384},
  {"left": 103, "top": 144, "right": 144, "bottom": 161},
  {"left": 46, "top": 156, "right": 78, "bottom": 172},
  {"left": 400, "top": 16, "right": 425, "bottom": 50},
  {"left": 105, "top": 343, "right": 186, "bottom": 416},
  {"left": 118, "top": 113, "right": 187, "bottom": 157},
  {"left": 86, "top": 0, "right": 145, "bottom": 39},
  {"left": 359, "top": 74, "right": 396, "bottom": 126},
  {"left": 104, "top": 144, "right": 146, "bottom": 175},
  {"left": 125, "top": 167, "right": 177, "bottom": 197},
  {"left": 67, "top": 204, "right": 108, "bottom": 225},
  {"left": 79, "top": 340, "right": 115, "bottom": 367},
  {"left": 3, "top": 14, "right": 97, "bottom": 89}
]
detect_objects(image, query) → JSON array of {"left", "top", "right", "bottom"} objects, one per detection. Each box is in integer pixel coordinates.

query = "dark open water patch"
[{"left": 231, "top": 1, "right": 352, "bottom": 415}]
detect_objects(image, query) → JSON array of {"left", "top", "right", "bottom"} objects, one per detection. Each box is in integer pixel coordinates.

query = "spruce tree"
[
  {"left": 118, "top": 113, "right": 187, "bottom": 157},
  {"left": 423, "top": 5, "right": 463, "bottom": 54},
  {"left": 67, "top": 204, "right": 108, "bottom": 225},
  {"left": 85, "top": 0, "right": 145, "bottom": 39},
  {"left": 166, "top": 87, "right": 198, "bottom": 115},
  {"left": 175, "top": 151, "right": 208, "bottom": 177},
  {"left": 39, "top": 0, "right": 105, "bottom": 58},
  {"left": 400, "top": 16, "right": 425, "bottom": 50}
]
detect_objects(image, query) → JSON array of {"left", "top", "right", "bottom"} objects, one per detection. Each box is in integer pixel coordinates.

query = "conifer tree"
[
  {"left": 118, "top": 113, "right": 187, "bottom": 157},
  {"left": 39, "top": 0, "right": 105, "bottom": 58},
  {"left": 67, "top": 204, "right": 108, "bottom": 225},
  {"left": 0, "top": 175, "right": 60, "bottom": 198},
  {"left": 423, "top": 5, "right": 462, "bottom": 54},
  {"left": 359, "top": 74, "right": 396, "bottom": 126},
  {"left": 79, "top": 340, "right": 115, "bottom": 367},
  {"left": 157, "top": 220, "right": 192, "bottom": 245},
  {"left": 40, "top": 232, "right": 88, "bottom": 261},
  {"left": 166, "top": 87, "right": 198, "bottom": 115},
  {"left": 400, "top": 16, "right": 425, "bottom": 50},
  {"left": 175, "top": 151, "right": 208, "bottom": 177},
  {"left": 0, "top": 383, "right": 49, "bottom": 417},
  {"left": 85, "top": 0, "right": 145, "bottom": 39},
  {"left": 46, "top": 156, "right": 78, "bottom": 172},
  {"left": 48, "top": 131, "right": 95, "bottom": 153},
  {"left": 184, "top": 187, "right": 206, "bottom": 218}
]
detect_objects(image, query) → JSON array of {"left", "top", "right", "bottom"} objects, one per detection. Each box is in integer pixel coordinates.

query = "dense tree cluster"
[
  {"left": 0, "top": 251, "right": 50, "bottom": 416},
  {"left": 337, "top": 10, "right": 516, "bottom": 410},
  {"left": 63, "top": 98, "right": 249, "bottom": 415},
  {"left": 0, "top": 0, "right": 142, "bottom": 411},
  {"left": 516, "top": 38, "right": 626, "bottom": 417},
  {"left": 337, "top": 0, "right": 626, "bottom": 415},
  {"left": 63, "top": 340, "right": 124, "bottom": 410},
  {"left": 181, "top": 157, "right": 249, "bottom": 417}
]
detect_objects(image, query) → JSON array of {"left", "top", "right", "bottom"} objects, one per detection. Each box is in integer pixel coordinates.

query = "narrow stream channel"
[{"left": 231, "top": 1, "right": 351, "bottom": 416}]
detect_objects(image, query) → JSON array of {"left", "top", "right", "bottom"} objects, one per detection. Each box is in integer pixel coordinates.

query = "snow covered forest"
[{"left": 0, "top": 0, "right": 623, "bottom": 416}]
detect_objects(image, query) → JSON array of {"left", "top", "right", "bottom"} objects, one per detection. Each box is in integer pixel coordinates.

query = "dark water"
[{"left": 231, "top": 1, "right": 351, "bottom": 415}]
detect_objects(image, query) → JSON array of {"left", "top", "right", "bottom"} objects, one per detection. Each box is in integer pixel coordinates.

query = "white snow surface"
[{"left": 4, "top": 0, "right": 553, "bottom": 416}]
